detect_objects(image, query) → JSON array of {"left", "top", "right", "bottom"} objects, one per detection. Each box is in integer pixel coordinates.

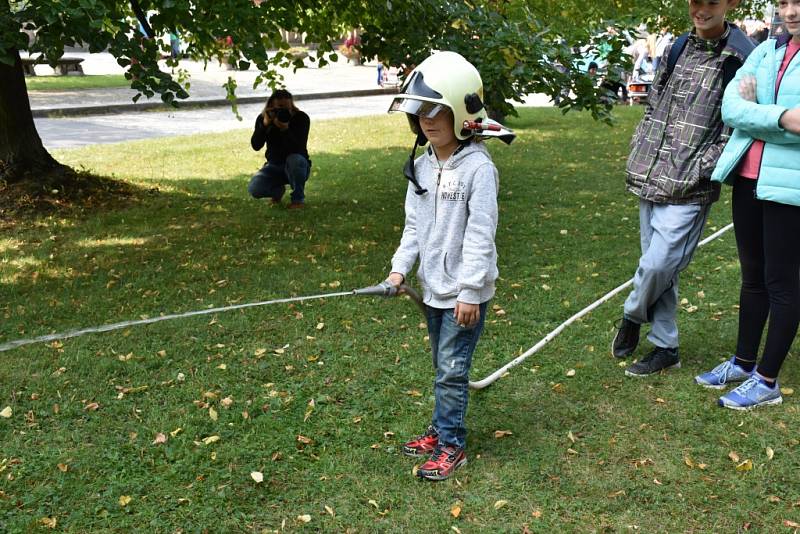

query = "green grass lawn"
[
  {"left": 1, "top": 107, "right": 799, "bottom": 533},
  {"left": 26, "top": 74, "right": 130, "bottom": 92}
]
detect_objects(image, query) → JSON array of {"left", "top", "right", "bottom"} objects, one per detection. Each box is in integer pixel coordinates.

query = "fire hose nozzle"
[{"left": 352, "top": 281, "right": 399, "bottom": 297}]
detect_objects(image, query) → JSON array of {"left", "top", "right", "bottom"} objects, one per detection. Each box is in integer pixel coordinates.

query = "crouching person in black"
[{"left": 249, "top": 89, "right": 311, "bottom": 209}]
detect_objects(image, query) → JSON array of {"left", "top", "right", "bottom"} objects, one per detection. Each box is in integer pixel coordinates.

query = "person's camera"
[{"left": 268, "top": 108, "right": 292, "bottom": 123}]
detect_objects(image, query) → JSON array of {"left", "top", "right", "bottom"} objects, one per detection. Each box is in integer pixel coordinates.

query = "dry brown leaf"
[
  {"left": 297, "top": 435, "right": 312, "bottom": 444},
  {"left": 250, "top": 471, "right": 264, "bottom": 483},
  {"left": 406, "top": 390, "right": 423, "bottom": 397},
  {"left": 494, "top": 499, "right": 508, "bottom": 510},
  {"left": 216, "top": 364, "right": 227, "bottom": 370},
  {"left": 653, "top": 478, "right": 662, "bottom": 485},
  {"left": 532, "top": 509, "right": 543, "bottom": 518},
  {"left": 566, "top": 369, "right": 576, "bottom": 377},
  {"left": 57, "top": 463, "right": 68, "bottom": 472},
  {"left": 780, "top": 387, "right": 794, "bottom": 396},
  {"left": 567, "top": 448, "right": 579, "bottom": 455},
  {"left": 0, "top": 406, "right": 12, "bottom": 418},
  {"left": 655, "top": 398, "right": 666, "bottom": 404},
  {"left": 784, "top": 520, "right": 800, "bottom": 528},
  {"left": 316, "top": 322, "right": 325, "bottom": 330},
  {"left": 84, "top": 402, "right": 100, "bottom": 411},
  {"left": 152, "top": 433, "right": 168, "bottom": 445},
  {"left": 209, "top": 407, "right": 218, "bottom": 421},
  {"left": 684, "top": 456, "right": 695, "bottom": 468},
  {"left": 297, "top": 514, "right": 311, "bottom": 523},
  {"left": 325, "top": 505, "right": 335, "bottom": 517},
  {"left": 119, "top": 495, "right": 132, "bottom": 507},
  {"left": 170, "top": 427, "right": 182, "bottom": 437},
  {"left": 768, "top": 495, "right": 782, "bottom": 503},
  {"left": 494, "top": 430, "right": 513, "bottom": 439},
  {"left": 368, "top": 499, "right": 379, "bottom": 509},
  {"left": 202, "top": 435, "right": 220, "bottom": 445},
  {"left": 450, "top": 503, "right": 462, "bottom": 518},
  {"left": 766, "top": 447, "right": 775, "bottom": 460},
  {"left": 254, "top": 348, "right": 267, "bottom": 356},
  {"left": 568, "top": 431, "right": 577, "bottom": 443},
  {"left": 221, "top": 397, "right": 233, "bottom": 408},
  {"left": 728, "top": 451, "right": 740, "bottom": 463}
]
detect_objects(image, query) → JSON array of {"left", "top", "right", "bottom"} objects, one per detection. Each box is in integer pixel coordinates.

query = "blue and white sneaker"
[
  {"left": 718, "top": 376, "right": 783, "bottom": 410},
  {"left": 695, "top": 357, "right": 753, "bottom": 389}
]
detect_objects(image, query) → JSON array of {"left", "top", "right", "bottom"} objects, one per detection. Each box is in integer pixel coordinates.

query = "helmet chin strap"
[{"left": 403, "top": 133, "right": 429, "bottom": 195}]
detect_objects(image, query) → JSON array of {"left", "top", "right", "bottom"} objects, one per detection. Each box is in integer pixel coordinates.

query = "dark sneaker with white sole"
[
  {"left": 625, "top": 346, "right": 680, "bottom": 377},
  {"left": 612, "top": 317, "right": 641, "bottom": 358}
]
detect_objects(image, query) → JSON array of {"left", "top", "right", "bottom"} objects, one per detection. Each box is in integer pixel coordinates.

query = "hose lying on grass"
[{"left": 0, "top": 224, "right": 733, "bottom": 391}]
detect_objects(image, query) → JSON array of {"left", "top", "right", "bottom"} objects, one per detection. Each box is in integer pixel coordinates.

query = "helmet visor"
[{"left": 388, "top": 98, "right": 446, "bottom": 119}]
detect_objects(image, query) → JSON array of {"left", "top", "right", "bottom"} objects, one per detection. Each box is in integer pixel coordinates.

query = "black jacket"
[{"left": 251, "top": 110, "right": 310, "bottom": 163}]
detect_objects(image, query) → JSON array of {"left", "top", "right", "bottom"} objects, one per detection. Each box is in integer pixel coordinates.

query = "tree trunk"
[{"left": 0, "top": 48, "right": 66, "bottom": 184}]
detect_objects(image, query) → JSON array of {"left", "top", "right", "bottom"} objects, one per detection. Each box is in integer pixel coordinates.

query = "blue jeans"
[
  {"left": 248, "top": 154, "right": 310, "bottom": 203},
  {"left": 425, "top": 302, "right": 488, "bottom": 449},
  {"left": 623, "top": 200, "right": 710, "bottom": 348}
]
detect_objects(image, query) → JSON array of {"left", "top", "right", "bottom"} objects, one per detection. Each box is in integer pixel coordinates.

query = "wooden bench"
[{"left": 21, "top": 56, "right": 84, "bottom": 76}]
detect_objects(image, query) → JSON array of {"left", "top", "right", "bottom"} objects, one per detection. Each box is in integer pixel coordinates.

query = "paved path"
[{"left": 36, "top": 94, "right": 396, "bottom": 149}]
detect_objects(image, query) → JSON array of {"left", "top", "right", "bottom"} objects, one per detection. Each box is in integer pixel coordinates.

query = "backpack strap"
[{"left": 663, "top": 32, "right": 690, "bottom": 82}]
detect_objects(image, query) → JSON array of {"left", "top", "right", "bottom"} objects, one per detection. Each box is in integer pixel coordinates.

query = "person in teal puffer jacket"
[{"left": 697, "top": 0, "right": 800, "bottom": 410}]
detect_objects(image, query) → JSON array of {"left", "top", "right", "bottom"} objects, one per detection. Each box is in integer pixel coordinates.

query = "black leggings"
[{"left": 732, "top": 177, "right": 800, "bottom": 378}]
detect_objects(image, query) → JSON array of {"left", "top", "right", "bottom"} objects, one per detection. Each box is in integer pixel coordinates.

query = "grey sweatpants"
[{"left": 623, "top": 200, "right": 710, "bottom": 349}]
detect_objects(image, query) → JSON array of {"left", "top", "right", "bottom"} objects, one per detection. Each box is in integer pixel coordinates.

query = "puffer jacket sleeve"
[
  {"left": 457, "top": 162, "right": 498, "bottom": 304},
  {"left": 390, "top": 184, "right": 420, "bottom": 277},
  {"left": 722, "top": 43, "right": 800, "bottom": 144}
]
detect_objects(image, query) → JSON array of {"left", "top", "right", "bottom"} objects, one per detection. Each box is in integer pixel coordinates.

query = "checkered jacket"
[{"left": 626, "top": 25, "right": 754, "bottom": 205}]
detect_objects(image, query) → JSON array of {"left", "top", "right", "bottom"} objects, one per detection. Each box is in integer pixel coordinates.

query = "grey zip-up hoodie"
[{"left": 391, "top": 142, "right": 499, "bottom": 308}]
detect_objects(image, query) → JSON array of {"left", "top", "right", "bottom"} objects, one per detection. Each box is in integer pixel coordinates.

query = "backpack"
[{"left": 661, "top": 27, "right": 756, "bottom": 89}]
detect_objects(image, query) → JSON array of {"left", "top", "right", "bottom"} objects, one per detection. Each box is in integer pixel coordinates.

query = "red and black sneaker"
[
  {"left": 402, "top": 426, "right": 439, "bottom": 458},
  {"left": 417, "top": 445, "right": 467, "bottom": 481}
]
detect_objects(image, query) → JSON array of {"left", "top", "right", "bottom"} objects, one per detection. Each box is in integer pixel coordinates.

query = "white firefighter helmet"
[{"left": 388, "top": 51, "right": 514, "bottom": 144}]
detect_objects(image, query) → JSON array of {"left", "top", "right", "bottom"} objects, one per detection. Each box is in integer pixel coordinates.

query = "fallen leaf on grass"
[
  {"left": 83, "top": 402, "right": 100, "bottom": 411},
  {"left": 494, "top": 499, "right": 508, "bottom": 510},
  {"left": 780, "top": 387, "right": 794, "bottom": 396},
  {"left": 451, "top": 503, "right": 462, "bottom": 518},
  {"left": 39, "top": 517, "right": 57, "bottom": 529},
  {"left": 451, "top": 527, "right": 462, "bottom": 534},
  {"left": 57, "top": 463, "right": 68, "bottom": 472},
  {"left": 152, "top": 433, "right": 168, "bottom": 445},
  {"left": 406, "top": 390, "right": 423, "bottom": 397},
  {"left": 767, "top": 447, "right": 775, "bottom": 460},
  {"left": 494, "top": 430, "right": 513, "bottom": 439},
  {"left": 250, "top": 471, "right": 264, "bottom": 483},
  {"left": 297, "top": 514, "right": 311, "bottom": 523},
  {"left": 784, "top": 520, "right": 800, "bottom": 528},
  {"left": 684, "top": 456, "right": 695, "bottom": 468},
  {"left": 221, "top": 397, "right": 233, "bottom": 408},
  {"left": 119, "top": 495, "right": 132, "bottom": 507},
  {"left": 297, "top": 435, "right": 312, "bottom": 444},
  {"left": 653, "top": 478, "right": 662, "bottom": 485},
  {"left": 565, "top": 369, "right": 576, "bottom": 377},
  {"left": 368, "top": 499, "right": 379, "bottom": 509},
  {"left": 736, "top": 459, "right": 754, "bottom": 471},
  {"left": 170, "top": 428, "right": 182, "bottom": 437},
  {"left": 768, "top": 496, "right": 782, "bottom": 503},
  {"left": 316, "top": 322, "right": 325, "bottom": 330},
  {"left": 216, "top": 364, "right": 227, "bottom": 370},
  {"left": 325, "top": 505, "right": 335, "bottom": 517},
  {"left": 254, "top": 348, "right": 267, "bottom": 357},
  {"left": 532, "top": 510, "right": 543, "bottom": 518},
  {"left": 209, "top": 407, "right": 218, "bottom": 421},
  {"left": 202, "top": 435, "right": 220, "bottom": 445},
  {"left": 729, "top": 451, "right": 740, "bottom": 463},
  {"left": 568, "top": 431, "right": 577, "bottom": 443},
  {"left": 0, "top": 406, "right": 12, "bottom": 418}
]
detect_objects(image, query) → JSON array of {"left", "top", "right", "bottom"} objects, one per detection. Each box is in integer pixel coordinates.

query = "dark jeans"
[
  {"left": 248, "top": 154, "right": 311, "bottom": 203},
  {"left": 732, "top": 177, "right": 800, "bottom": 378},
  {"left": 425, "top": 302, "right": 488, "bottom": 449}
]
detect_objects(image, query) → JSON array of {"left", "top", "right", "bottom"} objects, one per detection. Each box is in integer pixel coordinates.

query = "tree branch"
[{"left": 130, "top": 0, "right": 155, "bottom": 39}]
